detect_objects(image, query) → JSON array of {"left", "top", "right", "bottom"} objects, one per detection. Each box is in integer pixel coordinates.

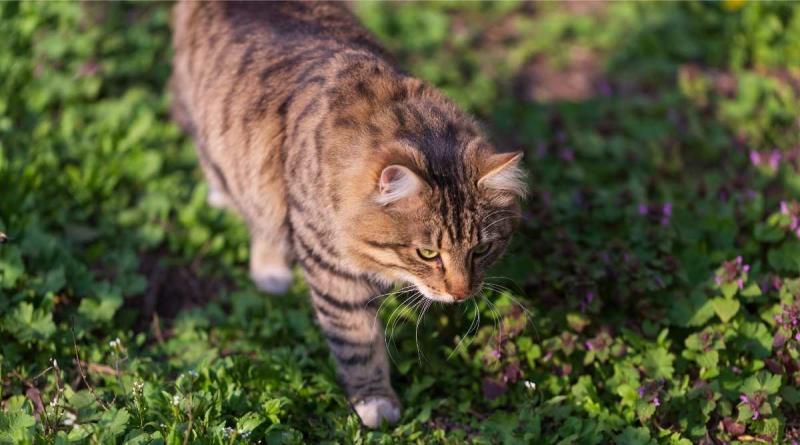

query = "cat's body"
[{"left": 171, "top": 1, "right": 525, "bottom": 427}]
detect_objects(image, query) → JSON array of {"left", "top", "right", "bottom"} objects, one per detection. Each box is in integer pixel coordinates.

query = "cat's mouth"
[
  {"left": 415, "top": 285, "right": 457, "bottom": 303},
  {"left": 395, "top": 273, "right": 472, "bottom": 303},
  {"left": 401, "top": 277, "right": 463, "bottom": 303}
]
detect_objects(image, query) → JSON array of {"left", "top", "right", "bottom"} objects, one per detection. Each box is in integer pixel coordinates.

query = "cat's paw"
[
  {"left": 251, "top": 266, "right": 293, "bottom": 295},
  {"left": 207, "top": 189, "right": 231, "bottom": 209},
  {"left": 353, "top": 397, "right": 401, "bottom": 428}
]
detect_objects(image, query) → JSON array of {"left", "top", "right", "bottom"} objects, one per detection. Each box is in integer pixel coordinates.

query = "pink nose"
[{"left": 449, "top": 284, "right": 471, "bottom": 301}]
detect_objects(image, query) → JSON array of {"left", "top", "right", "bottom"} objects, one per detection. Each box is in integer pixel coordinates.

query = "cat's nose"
[{"left": 447, "top": 281, "right": 471, "bottom": 301}]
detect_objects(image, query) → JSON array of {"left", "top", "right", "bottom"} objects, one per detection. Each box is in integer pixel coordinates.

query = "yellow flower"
[{"left": 723, "top": 0, "right": 745, "bottom": 11}]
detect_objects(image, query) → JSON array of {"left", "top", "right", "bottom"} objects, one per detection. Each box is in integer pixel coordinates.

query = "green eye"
[
  {"left": 417, "top": 248, "right": 439, "bottom": 260},
  {"left": 473, "top": 242, "right": 491, "bottom": 255}
]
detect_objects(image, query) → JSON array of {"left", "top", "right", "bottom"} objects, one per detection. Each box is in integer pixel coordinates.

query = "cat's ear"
[
  {"left": 376, "top": 165, "right": 424, "bottom": 206},
  {"left": 478, "top": 151, "right": 527, "bottom": 198}
]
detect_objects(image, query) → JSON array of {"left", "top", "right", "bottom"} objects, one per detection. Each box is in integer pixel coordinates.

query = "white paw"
[
  {"left": 251, "top": 266, "right": 293, "bottom": 295},
  {"left": 354, "top": 397, "right": 401, "bottom": 428},
  {"left": 207, "top": 189, "right": 231, "bottom": 209}
]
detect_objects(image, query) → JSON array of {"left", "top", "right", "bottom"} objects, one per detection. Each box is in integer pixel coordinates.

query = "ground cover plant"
[{"left": 1, "top": 1, "right": 800, "bottom": 443}]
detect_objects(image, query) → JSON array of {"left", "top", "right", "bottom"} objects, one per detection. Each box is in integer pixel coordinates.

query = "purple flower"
[
  {"left": 637, "top": 386, "right": 646, "bottom": 397},
  {"left": 750, "top": 150, "right": 762, "bottom": 166},
  {"left": 638, "top": 204, "right": 648, "bottom": 216},
  {"left": 661, "top": 203, "right": 672, "bottom": 225},
  {"left": 598, "top": 81, "right": 613, "bottom": 97},
  {"left": 782, "top": 201, "right": 800, "bottom": 239},
  {"left": 580, "top": 291, "right": 595, "bottom": 313},
  {"left": 739, "top": 393, "right": 764, "bottom": 420},
  {"left": 750, "top": 149, "right": 782, "bottom": 170},
  {"left": 715, "top": 256, "right": 750, "bottom": 290},
  {"left": 768, "top": 150, "right": 782, "bottom": 170},
  {"left": 559, "top": 148, "right": 574, "bottom": 162},
  {"left": 535, "top": 142, "right": 547, "bottom": 158},
  {"left": 652, "top": 397, "right": 660, "bottom": 407}
]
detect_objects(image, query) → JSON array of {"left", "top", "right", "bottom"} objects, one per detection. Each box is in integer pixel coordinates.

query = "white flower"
[
  {"left": 172, "top": 394, "right": 181, "bottom": 406},
  {"left": 240, "top": 430, "right": 251, "bottom": 439},
  {"left": 188, "top": 369, "right": 198, "bottom": 378},
  {"left": 523, "top": 380, "right": 537, "bottom": 391},
  {"left": 62, "top": 412, "right": 76, "bottom": 426},
  {"left": 221, "top": 426, "right": 235, "bottom": 437},
  {"left": 132, "top": 379, "right": 145, "bottom": 396}
]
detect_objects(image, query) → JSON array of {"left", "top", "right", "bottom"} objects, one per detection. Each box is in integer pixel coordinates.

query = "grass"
[{"left": 1, "top": 1, "right": 800, "bottom": 443}]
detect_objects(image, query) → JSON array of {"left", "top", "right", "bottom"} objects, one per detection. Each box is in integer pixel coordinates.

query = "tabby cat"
[{"left": 170, "top": 1, "right": 526, "bottom": 427}]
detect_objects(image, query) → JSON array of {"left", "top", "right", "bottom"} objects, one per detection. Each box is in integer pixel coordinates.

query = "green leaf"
[
  {"left": 741, "top": 283, "right": 762, "bottom": 298},
  {"left": 236, "top": 412, "right": 264, "bottom": 436},
  {"left": 754, "top": 222, "right": 784, "bottom": 242},
  {"left": 720, "top": 282, "right": 739, "bottom": 299},
  {"left": 615, "top": 426, "right": 655, "bottom": 445},
  {"left": 2, "top": 302, "right": 55, "bottom": 343},
  {"left": 0, "top": 411, "right": 36, "bottom": 443},
  {"left": 99, "top": 408, "right": 130, "bottom": 438},
  {"left": 78, "top": 288, "right": 123, "bottom": 323},
  {"left": 696, "top": 350, "right": 718, "bottom": 369},
  {"left": 767, "top": 241, "right": 800, "bottom": 272},
  {"left": 711, "top": 297, "right": 740, "bottom": 323},
  {"left": 668, "top": 292, "right": 715, "bottom": 327},
  {"left": 0, "top": 245, "right": 24, "bottom": 289},
  {"left": 643, "top": 347, "right": 675, "bottom": 379}
]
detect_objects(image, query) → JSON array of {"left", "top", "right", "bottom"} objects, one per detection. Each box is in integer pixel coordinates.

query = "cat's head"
[
  {"left": 349, "top": 135, "right": 526, "bottom": 303},
  {"left": 330, "top": 74, "right": 527, "bottom": 302}
]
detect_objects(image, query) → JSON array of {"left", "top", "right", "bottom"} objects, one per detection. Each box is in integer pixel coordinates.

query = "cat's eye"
[
  {"left": 417, "top": 248, "right": 439, "bottom": 260},
  {"left": 473, "top": 242, "right": 492, "bottom": 256}
]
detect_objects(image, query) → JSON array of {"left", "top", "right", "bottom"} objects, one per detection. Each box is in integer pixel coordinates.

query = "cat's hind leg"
[
  {"left": 250, "top": 233, "right": 294, "bottom": 295},
  {"left": 169, "top": 75, "right": 234, "bottom": 211},
  {"left": 248, "top": 193, "right": 293, "bottom": 294}
]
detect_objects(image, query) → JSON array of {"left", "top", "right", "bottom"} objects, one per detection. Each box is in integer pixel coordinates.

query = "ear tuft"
[
  {"left": 478, "top": 151, "right": 527, "bottom": 198},
  {"left": 376, "top": 165, "right": 421, "bottom": 205}
]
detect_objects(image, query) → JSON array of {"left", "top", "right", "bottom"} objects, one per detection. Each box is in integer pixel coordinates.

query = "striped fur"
[{"left": 170, "top": 1, "right": 525, "bottom": 428}]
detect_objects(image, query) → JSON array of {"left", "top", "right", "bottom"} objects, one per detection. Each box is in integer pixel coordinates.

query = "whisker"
[
  {"left": 448, "top": 298, "right": 481, "bottom": 360},
  {"left": 371, "top": 285, "right": 416, "bottom": 330},
  {"left": 482, "top": 279, "right": 540, "bottom": 341},
  {"left": 383, "top": 292, "right": 420, "bottom": 365},
  {"left": 480, "top": 209, "right": 518, "bottom": 224},
  {"left": 482, "top": 216, "right": 516, "bottom": 232},
  {"left": 386, "top": 292, "right": 423, "bottom": 359},
  {"left": 367, "top": 285, "right": 415, "bottom": 305},
  {"left": 415, "top": 299, "right": 432, "bottom": 363},
  {"left": 481, "top": 291, "right": 501, "bottom": 347}
]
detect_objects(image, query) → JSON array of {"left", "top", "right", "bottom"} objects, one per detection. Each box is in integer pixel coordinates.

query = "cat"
[{"left": 170, "top": 1, "right": 526, "bottom": 428}]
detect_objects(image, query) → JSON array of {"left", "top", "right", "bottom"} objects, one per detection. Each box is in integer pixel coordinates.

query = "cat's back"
[
  {"left": 170, "top": 0, "right": 392, "bottom": 159},
  {"left": 172, "top": 1, "right": 387, "bottom": 68}
]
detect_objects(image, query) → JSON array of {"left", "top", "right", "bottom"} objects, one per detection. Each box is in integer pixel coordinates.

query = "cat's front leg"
[{"left": 303, "top": 269, "right": 400, "bottom": 428}]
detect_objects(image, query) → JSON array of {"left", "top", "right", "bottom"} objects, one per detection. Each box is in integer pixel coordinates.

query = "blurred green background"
[{"left": 1, "top": 1, "right": 800, "bottom": 443}]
